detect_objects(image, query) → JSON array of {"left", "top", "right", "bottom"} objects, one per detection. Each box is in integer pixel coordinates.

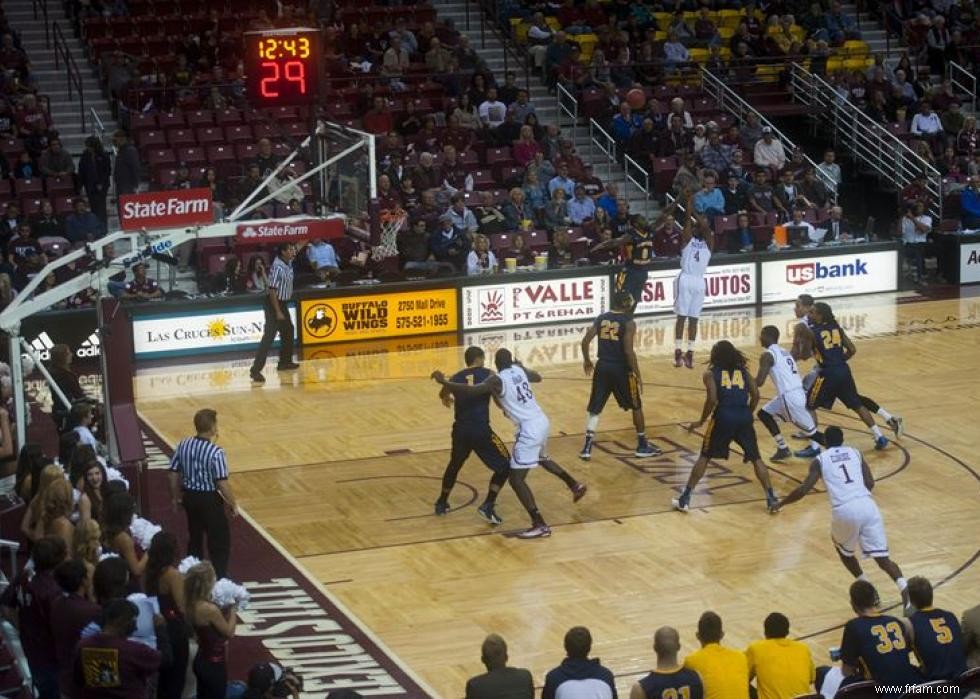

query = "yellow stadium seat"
[
  {"left": 718, "top": 9, "right": 741, "bottom": 21},
  {"left": 719, "top": 26, "right": 735, "bottom": 39},
  {"left": 719, "top": 47, "right": 732, "bottom": 60},
  {"left": 755, "top": 64, "right": 781, "bottom": 82},
  {"left": 654, "top": 30, "right": 667, "bottom": 41},
  {"left": 683, "top": 11, "right": 698, "bottom": 22},
  {"left": 826, "top": 56, "right": 846, "bottom": 73},
  {"left": 689, "top": 48, "right": 709, "bottom": 64},
  {"left": 843, "top": 58, "right": 869, "bottom": 72},
  {"left": 653, "top": 12, "right": 671, "bottom": 26},
  {"left": 842, "top": 39, "right": 870, "bottom": 57},
  {"left": 513, "top": 19, "right": 529, "bottom": 44},
  {"left": 790, "top": 26, "right": 805, "bottom": 41},
  {"left": 545, "top": 16, "right": 560, "bottom": 30}
]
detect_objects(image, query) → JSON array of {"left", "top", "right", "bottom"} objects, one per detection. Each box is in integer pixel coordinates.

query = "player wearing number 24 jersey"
[{"left": 775, "top": 427, "right": 911, "bottom": 613}]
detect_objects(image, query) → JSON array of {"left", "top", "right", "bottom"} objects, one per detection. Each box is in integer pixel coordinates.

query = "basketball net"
[{"left": 373, "top": 208, "right": 406, "bottom": 261}]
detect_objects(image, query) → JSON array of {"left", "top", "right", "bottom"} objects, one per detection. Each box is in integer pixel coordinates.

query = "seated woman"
[
  {"left": 466, "top": 234, "right": 498, "bottom": 276},
  {"left": 548, "top": 229, "right": 576, "bottom": 269},
  {"left": 505, "top": 232, "right": 536, "bottom": 267}
]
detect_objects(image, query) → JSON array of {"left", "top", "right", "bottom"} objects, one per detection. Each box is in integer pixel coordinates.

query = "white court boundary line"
[{"left": 136, "top": 410, "right": 442, "bottom": 698}]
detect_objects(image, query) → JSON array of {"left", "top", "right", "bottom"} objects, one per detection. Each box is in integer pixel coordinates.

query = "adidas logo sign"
[
  {"left": 77, "top": 332, "right": 101, "bottom": 358},
  {"left": 29, "top": 332, "right": 55, "bottom": 360}
]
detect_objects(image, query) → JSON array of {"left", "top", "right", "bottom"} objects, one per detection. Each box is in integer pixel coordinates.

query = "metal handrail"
[
  {"left": 90, "top": 107, "right": 105, "bottom": 138},
  {"left": 588, "top": 118, "right": 617, "bottom": 184},
  {"left": 472, "top": 0, "right": 532, "bottom": 92},
  {"left": 948, "top": 61, "right": 977, "bottom": 113},
  {"left": 788, "top": 62, "right": 942, "bottom": 221},
  {"left": 624, "top": 154, "right": 650, "bottom": 204},
  {"left": 699, "top": 66, "right": 836, "bottom": 200},
  {"left": 556, "top": 82, "right": 579, "bottom": 142},
  {"left": 52, "top": 22, "right": 86, "bottom": 132},
  {"left": 31, "top": 0, "right": 49, "bottom": 47}
]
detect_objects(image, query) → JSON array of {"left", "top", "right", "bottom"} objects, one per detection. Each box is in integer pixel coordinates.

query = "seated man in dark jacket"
[
  {"left": 428, "top": 213, "right": 470, "bottom": 272},
  {"left": 542, "top": 626, "right": 616, "bottom": 699},
  {"left": 465, "top": 634, "right": 533, "bottom": 699}
]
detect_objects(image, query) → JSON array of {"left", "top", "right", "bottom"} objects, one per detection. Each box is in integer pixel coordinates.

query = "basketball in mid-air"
[{"left": 626, "top": 88, "right": 646, "bottom": 110}]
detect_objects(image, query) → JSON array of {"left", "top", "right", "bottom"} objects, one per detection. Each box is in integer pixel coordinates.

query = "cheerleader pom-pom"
[{"left": 212, "top": 578, "right": 250, "bottom": 611}]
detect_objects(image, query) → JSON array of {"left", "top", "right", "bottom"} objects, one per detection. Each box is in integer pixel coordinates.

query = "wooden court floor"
[{"left": 136, "top": 292, "right": 980, "bottom": 698}]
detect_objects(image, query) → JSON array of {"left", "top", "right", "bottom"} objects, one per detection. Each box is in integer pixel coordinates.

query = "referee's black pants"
[
  {"left": 182, "top": 490, "right": 230, "bottom": 579},
  {"left": 252, "top": 297, "right": 294, "bottom": 374}
]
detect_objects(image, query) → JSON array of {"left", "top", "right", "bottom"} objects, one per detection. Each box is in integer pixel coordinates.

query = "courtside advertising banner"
[
  {"left": 960, "top": 242, "right": 980, "bottom": 284},
  {"left": 632, "top": 262, "right": 756, "bottom": 315},
  {"left": 760, "top": 250, "right": 898, "bottom": 302},
  {"left": 132, "top": 305, "right": 297, "bottom": 358},
  {"left": 119, "top": 187, "right": 214, "bottom": 231},
  {"left": 462, "top": 273, "right": 609, "bottom": 330},
  {"left": 300, "top": 288, "right": 457, "bottom": 345},
  {"left": 235, "top": 217, "right": 345, "bottom": 245}
]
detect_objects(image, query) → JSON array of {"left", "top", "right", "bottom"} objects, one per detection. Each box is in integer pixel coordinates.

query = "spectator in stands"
[
  {"left": 692, "top": 124, "right": 708, "bottom": 156},
  {"left": 579, "top": 163, "right": 603, "bottom": 198},
  {"left": 549, "top": 163, "right": 576, "bottom": 198},
  {"left": 377, "top": 174, "right": 402, "bottom": 213},
  {"left": 663, "top": 31, "right": 691, "bottom": 71},
  {"left": 773, "top": 169, "right": 802, "bottom": 213},
  {"left": 630, "top": 626, "right": 704, "bottom": 699},
  {"left": 413, "top": 152, "right": 442, "bottom": 193},
  {"left": 503, "top": 189, "right": 532, "bottom": 231},
  {"left": 694, "top": 172, "right": 725, "bottom": 220},
  {"left": 255, "top": 139, "right": 278, "bottom": 177},
  {"left": 902, "top": 201, "right": 934, "bottom": 283},
  {"left": 400, "top": 176, "right": 421, "bottom": 213},
  {"left": 429, "top": 213, "right": 470, "bottom": 271},
  {"left": 474, "top": 192, "right": 508, "bottom": 236},
  {"left": 509, "top": 90, "right": 536, "bottom": 124},
  {"left": 78, "top": 136, "right": 110, "bottom": 227},
  {"left": 730, "top": 212, "right": 754, "bottom": 253},
  {"left": 541, "top": 125, "right": 562, "bottom": 162},
  {"left": 493, "top": 111, "right": 523, "bottom": 148},
  {"left": 902, "top": 172, "right": 934, "bottom": 210},
  {"left": 395, "top": 101, "right": 422, "bottom": 139},
  {"left": 523, "top": 170, "right": 549, "bottom": 222},
  {"left": 892, "top": 69, "right": 917, "bottom": 107},
  {"left": 684, "top": 611, "right": 749, "bottom": 699},
  {"left": 825, "top": 206, "right": 851, "bottom": 241},
  {"left": 214, "top": 257, "right": 245, "bottom": 295},
  {"left": 31, "top": 200, "right": 65, "bottom": 238},
  {"left": 247, "top": 255, "right": 268, "bottom": 293},
  {"left": 659, "top": 115, "right": 692, "bottom": 158},
  {"left": 911, "top": 101, "right": 944, "bottom": 149},
  {"left": 799, "top": 168, "right": 830, "bottom": 209},
  {"left": 199, "top": 167, "right": 229, "bottom": 221},
  {"left": 10, "top": 150, "right": 33, "bottom": 180},
  {"left": 526, "top": 13, "right": 554, "bottom": 74},
  {"left": 441, "top": 146, "right": 473, "bottom": 193},
  {"left": 448, "top": 192, "right": 478, "bottom": 237},
  {"left": 542, "top": 626, "right": 615, "bottom": 699},
  {"left": 465, "top": 633, "right": 533, "bottom": 699},
  {"left": 740, "top": 113, "right": 764, "bottom": 152},
  {"left": 700, "top": 129, "right": 733, "bottom": 174},
  {"left": 514, "top": 125, "right": 543, "bottom": 169},
  {"left": 568, "top": 185, "right": 597, "bottom": 225},
  {"left": 611, "top": 102, "right": 643, "bottom": 147},
  {"left": 549, "top": 227, "right": 576, "bottom": 268},
  {"left": 9, "top": 220, "right": 45, "bottom": 265},
  {"left": 112, "top": 130, "right": 140, "bottom": 197},
  {"left": 400, "top": 219, "right": 439, "bottom": 274},
  {"left": 745, "top": 612, "right": 814, "bottom": 699},
  {"left": 451, "top": 94, "right": 482, "bottom": 131},
  {"left": 543, "top": 188, "right": 571, "bottom": 230},
  {"left": 498, "top": 73, "right": 520, "bottom": 106},
  {"left": 749, "top": 169, "right": 778, "bottom": 214},
  {"left": 723, "top": 173, "right": 750, "bottom": 214},
  {"left": 445, "top": 114, "right": 476, "bottom": 154},
  {"left": 507, "top": 233, "right": 536, "bottom": 266},
  {"left": 466, "top": 234, "right": 498, "bottom": 275},
  {"left": 268, "top": 170, "right": 304, "bottom": 208},
  {"left": 963, "top": 601, "right": 980, "bottom": 667},
  {"left": 558, "top": 45, "right": 589, "bottom": 93},
  {"left": 672, "top": 152, "right": 700, "bottom": 197},
  {"left": 555, "top": 140, "right": 585, "bottom": 180},
  {"left": 363, "top": 96, "right": 393, "bottom": 136},
  {"left": 479, "top": 88, "right": 507, "bottom": 129},
  {"left": 16, "top": 95, "right": 49, "bottom": 137},
  {"left": 628, "top": 118, "right": 658, "bottom": 163},
  {"left": 545, "top": 32, "right": 575, "bottom": 86},
  {"left": 0, "top": 535, "right": 67, "bottom": 699},
  {"left": 307, "top": 239, "right": 340, "bottom": 283},
  {"left": 38, "top": 137, "right": 74, "bottom": 179},
  {"left": 816, "top": 149, "right": 841, "bottom": 192},
  {"left": 754, "top": 127, "right": 786, "bottom": 171},
  {"left": 826, "top": 1, "right": 860, "bottom": 43},
  {"left": 414, "top": 119, "right": 441, "bottom": 158},
  {"left": 942, "top": 101, "right": 965, "bottom": 140},
  {"left": 52, "top": 558, "right": 101, "bottom": 694},
  {"left": 382, "top": 36, "right": 410, "bottom": 92},
  {"left": 956, "top": 115, "right": 978, "bottom": 155},
  {"left": 123, "top": 262, "right": 162, "bottom": 301}
]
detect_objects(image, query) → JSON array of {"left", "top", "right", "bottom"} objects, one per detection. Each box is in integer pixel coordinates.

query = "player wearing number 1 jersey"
[
  {"left": 775, "top": 427, "right": 909, "bottom": 609},
  {"left": 432, "top": 348, "right": 587, "bottom": 539},
  {"left": 580, "top": 291, "right": 662, "bottom": 460},
  {"left": 672, "top": 340, "right": 778, "bottom": 513},
  {"left": 674, "top": 191, "right": 713, "bottom": 369}
]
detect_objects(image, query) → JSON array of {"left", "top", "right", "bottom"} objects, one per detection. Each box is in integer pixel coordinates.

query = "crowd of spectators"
[{"left": 465, "top": 583, "right": 980, "bottom": 698}]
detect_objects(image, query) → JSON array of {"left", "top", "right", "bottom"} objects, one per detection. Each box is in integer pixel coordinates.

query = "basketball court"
[{"left": 132, "top": 291, "right": 980, "bottom": 697}]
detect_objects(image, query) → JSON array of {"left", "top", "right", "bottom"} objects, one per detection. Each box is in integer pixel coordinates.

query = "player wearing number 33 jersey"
[{"left": 775, "top": 426, "right": 911, "bottom": 615}]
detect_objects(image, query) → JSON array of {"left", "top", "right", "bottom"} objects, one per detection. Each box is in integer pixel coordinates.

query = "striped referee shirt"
[
  {"left": 268, "top": 256, "right": 294, "bottom": 301},
  {"left": 169, "top": 437, "right": 229, "bottom": 492}
]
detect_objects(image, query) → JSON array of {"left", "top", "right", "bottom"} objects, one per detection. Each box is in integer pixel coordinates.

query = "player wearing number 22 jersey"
[
  {"left": 776, "top": 426, "right": 911, "bottom": 615},
  {"left": 432, "top": 348, "right": 587, "bottom": 539},
  {"left": 672, "top": 340, "right": 778, "bottom": 513}
]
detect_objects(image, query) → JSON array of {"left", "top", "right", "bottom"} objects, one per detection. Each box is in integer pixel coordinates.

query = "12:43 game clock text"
[{"left": 243, "top": 28, "right": 321, "bottom": 106}]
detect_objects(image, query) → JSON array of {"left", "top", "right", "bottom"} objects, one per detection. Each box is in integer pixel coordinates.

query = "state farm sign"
[
  {"left": 633, "top": 263, "right": 756, "bottom": 315},
  {"left": 462, "top": 274, "right": 609, "bottom": 329},
  {"left": 761, "top": 250, "right": 898, "bottom": 302},
  {"left": 235, "top": 217, "right": 345, "bottom": 245},
  {"left": 119, "top": 188, "right": 213, "bottom": 231}
]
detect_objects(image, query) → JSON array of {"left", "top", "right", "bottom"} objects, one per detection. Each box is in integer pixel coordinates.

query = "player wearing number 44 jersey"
[
  {"left": 432, "top": 348, "right": 587, "bottom": 539},
  {"left": 775, "top": 427, "right": 910, "bottom": 610},
  {"left": 673, "top": 340, "right": 778, "bottom": 513},
  {"left": 579, "top": 291, "right": 662, "bottom": 460}
]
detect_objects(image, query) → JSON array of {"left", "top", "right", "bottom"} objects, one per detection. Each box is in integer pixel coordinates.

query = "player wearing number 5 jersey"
[
  {"left": 674, "top": 190, "right": 714, "bottom": 369},
  {"left": 835, "top": 580, "right": 922, "bottom": 684},
  {"left": 754, "top": 325, "right": 824, "bottom": 461},
  {"left": 432, "top": 348, "right": 587, "bottom": 539},
  {"left": 672, "top": 340, "right": 778, "bottom": 513},
  {"left": 906, "top": 576, "right": 968, "bottom": 680},
  {"left": 580, "top": 291, "right": 662, "bottom": 460},
  {"left": 775, "top": 427, "right": 910, "bottom": 611}
]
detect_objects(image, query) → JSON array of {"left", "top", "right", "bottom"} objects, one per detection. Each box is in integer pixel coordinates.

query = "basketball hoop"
[{"left": 373, "top": 208, "right": 406, "bottom": 261}]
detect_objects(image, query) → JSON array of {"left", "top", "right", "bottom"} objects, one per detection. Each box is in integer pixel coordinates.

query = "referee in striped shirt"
[
  {"left": 250, "top": 241, "right": 300, "bottom": 383},
  {"left": 168, "top": 408, "right": 238, "bottom": 578}
]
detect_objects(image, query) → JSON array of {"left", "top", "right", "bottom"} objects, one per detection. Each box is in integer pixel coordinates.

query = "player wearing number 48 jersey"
[
  {"left": 775, "top": 427, "right": 910, "bottom": 611},
  {"left": 672, "top": 340, "right": 778, "bottom": 513},
  {"left": 579, "top": 291, "right": 662, "bottom": 460},
  {"left": 432, "top": 348, "right": 587, "bottom": 539}
]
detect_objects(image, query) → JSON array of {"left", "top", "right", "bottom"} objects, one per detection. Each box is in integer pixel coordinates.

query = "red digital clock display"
[{"left": 244, "top": 29, "right": 321, "bottom": 106}]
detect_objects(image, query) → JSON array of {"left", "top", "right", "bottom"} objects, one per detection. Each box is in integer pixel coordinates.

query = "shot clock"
[{"left": 243, "top": 28, "right": 321, "bottom": 106}]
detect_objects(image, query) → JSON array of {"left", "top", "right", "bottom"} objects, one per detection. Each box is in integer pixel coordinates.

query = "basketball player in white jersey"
[
  {"left": 775, "top": 426, "right": 910, "bottom": 609},
  {"left": 673, "top": 189, "right": 714, "bottom": 369},
  {"left": 755, "top": 325, "right": 824, "bottom": 461},
  {"left": 432, "top": 348, "right": 587, "bottom": 539},
  {"left": 791, "top": 294, "right": 904, "bottom": 439}
]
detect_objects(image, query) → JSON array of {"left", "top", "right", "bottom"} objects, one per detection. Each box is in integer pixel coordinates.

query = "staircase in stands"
[
  {"left": 4, "top": 0, "right": 117, "bottom": 157},
  {"left": 430, "top": 0, "right": 660, "bottom": 219}
]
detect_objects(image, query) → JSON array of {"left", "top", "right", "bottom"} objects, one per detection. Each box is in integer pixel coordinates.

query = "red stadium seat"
[
  {"left": 490, "top": 233, "right": 511, "bottom": 251},
  {"left": 137, "top": 130, "right": 167, "bottom": 148},
  {"left": 157, "top": 112, "right": 186, "bottom": 130},
  {"left": 186, "top": 110, "right": 214, "bottom": 127},
  {"left": 176, "top": 146, "right": 207, "bottom": 166},
  {"left": 471, "top": 170, "right": 495, "bottom": 190},
  {"left": 146, "top": 148, "right": 178, "bottom": 170},
  {"left": 53, "top": 196, "right": 77, "bottom": 215},
  {"left": 45, "top": 175, "right": 74, "bottom": 197},
  {"left": 195, "top": 127, "right": 224, "bottom": 146},
  {"left": 13, "top": 179, "right": 43, "bottom": 199},
  {"left": 235, "top": 144, "right": 258, "bottom": 162},
  {"left": 214, "top": 108, "right": 243, "bottom": 126},
  {"left": 166, "top": 128, "right": 196, "bottom": 147},
  {"left": 206, "top": 145, "right": 236, "bottom": 166},
  {"left": 525, "top": 229, "right": 549, "bottom": 250},
  {"left": 208, "top": 253, "right": 238, "bottom": 276},
  {"left": 224, "top": 125, "right": 253, "bottom": 144}
]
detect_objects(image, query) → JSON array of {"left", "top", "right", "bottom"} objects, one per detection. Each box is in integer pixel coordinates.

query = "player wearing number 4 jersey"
[
  {"left": 673, "top": 340, "right": 778, "bottom": 513},
  {"left": 432, "top": 348, "right": 587, "bottom": 539},
  {"left": 754, "top": 325, "right": 824, "bottom": 461},
  {"left": 579, "top": 291, "right": 662, "bottom": 460},
  {"left": 674, "top": 190, "right": 713, "bottom": 369},
  {"left": 775, "top": 426, "right": 910, "bottom": 611}
]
